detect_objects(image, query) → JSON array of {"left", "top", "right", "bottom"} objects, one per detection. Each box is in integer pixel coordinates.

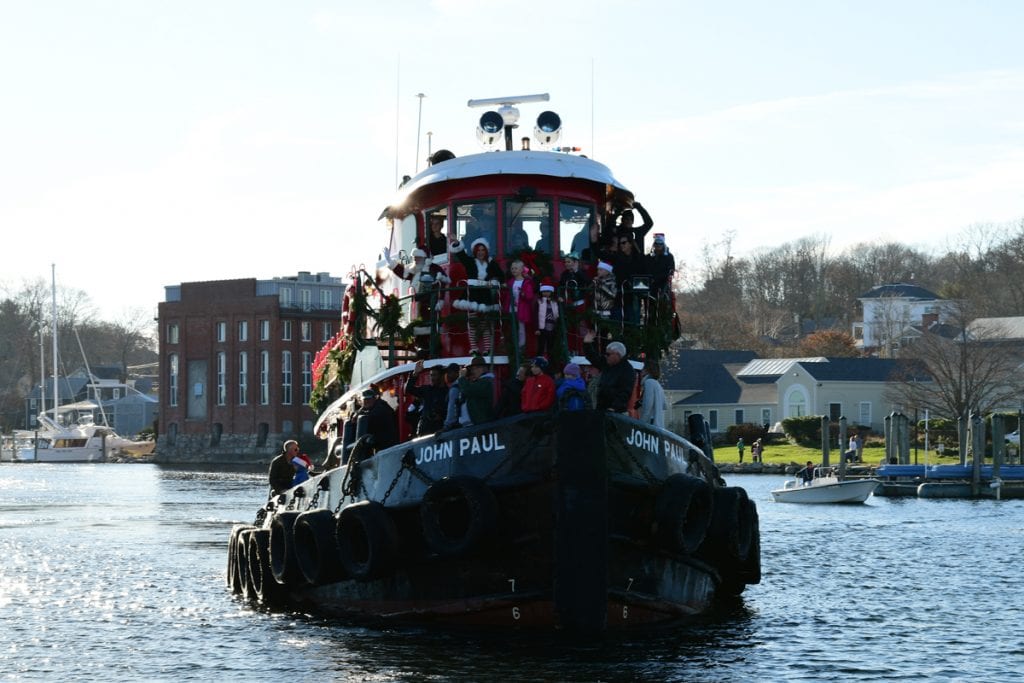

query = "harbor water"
[{"left": 2, "top": 465, "right": 1023, "bottom": 682}]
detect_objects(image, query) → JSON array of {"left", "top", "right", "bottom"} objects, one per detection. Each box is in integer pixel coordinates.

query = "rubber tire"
[
  {"left": 295, "top": 509, "right": 347, "bottom": 585},
  {"left": 236, "top": 528, "right": 255, "bottom": 601},
  {"left": 699, "top": 486, "right": 753, "bottom": 562},
  {"left": 420, "top": 476, "right": 499, "bottom": 557},
  {"left": 227, "top": 524, "right": 252, "bottom": 594},
  {"left": 653, "top": 474, "right": 713, "bottom": 554},
  {"left": 247, "top": 528, "right": 285, "bottom": 605},
  {"left": 335, "top": 501, "right": 400, "bottom": 581},
  {"left": 270, "top": 511, "right": 304, "bottom": 586},
  {"left": 719, "top": 498, "right": 761, "bottom": 596}
]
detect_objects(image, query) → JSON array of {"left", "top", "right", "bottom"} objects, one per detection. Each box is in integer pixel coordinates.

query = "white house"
[{"left": 852, "top": 283, "right": 958, "bottom": 356}]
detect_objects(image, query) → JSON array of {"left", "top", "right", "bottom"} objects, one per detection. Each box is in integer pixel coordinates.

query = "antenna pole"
[{"left": 415, "top": 93, "right": 426, "bottom": 173}]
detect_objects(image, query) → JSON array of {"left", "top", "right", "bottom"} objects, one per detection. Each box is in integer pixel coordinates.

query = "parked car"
[{"left": 1006, "top": 430, "right": 1020, "bottom": 447}]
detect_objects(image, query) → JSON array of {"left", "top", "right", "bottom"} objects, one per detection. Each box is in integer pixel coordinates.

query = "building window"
[
  {"left": 168, "top": 354, "right": 179, "bottom": 407},
  {"left": 282, "top": 320, "right": 292, "bottom": 341},
  {"left": 301, "top": 289, "right": 312, "bottom": 311},
  {"left": 735, "top": 409, "right": 744, "bottom": 425},
  {"left": 238, "top": 352, "right": 248, "bottom": 406},
  {"left": 216, "top": 322, "right": 227, "bottom": 343},
  {"left": 280, "top": 288, "right": 293, "bottom": 307},
  {"left": 859, "top": 401, "right": 872, "bottom": 426},
  {"left": 302, "top": 352, "right": 312, "bottom": 404},
  {"left": 829, "top": 402, "right": 842, "bottom": 422},
  {"left": 761, "top": 408, "right": 772, "bottom": 427},
  {"left": 321, "top": 321, "right": 332, "bottom": 342},
  {"left": 301, "top": 321, "right": 312, "bottom": 342},
  {"left": 709, "top": 410, "right": 718, "bottom": 431},
  {"left": 320, "top": 289, "right": 331, "bottom": 309},
  {"left": 216, "top": 352, "right": 226, "bottom": 405},
  {"left": 167, "top": 323, "right": 179, "bottom": 344},
  {"left": 260, "top": 350, "right": 270, "bottom": 405},
  {"left": 281, "top": 351, "right": 292, "bottom": 405},
  {"left": 259, "top": 320, "right": 270, "bottom": 341},
  {"left": 238, "top": 320, "right": 248, "bottom": 342}
]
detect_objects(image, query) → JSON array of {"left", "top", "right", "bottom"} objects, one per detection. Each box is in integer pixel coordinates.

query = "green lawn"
[{"left": 716, "top": 441, "right": 967, "bottom": 466}]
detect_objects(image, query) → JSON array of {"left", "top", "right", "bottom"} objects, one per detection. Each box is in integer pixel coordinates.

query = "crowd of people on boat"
[{"left": 380, "top": 202, "right": 676, "bottom": 358}]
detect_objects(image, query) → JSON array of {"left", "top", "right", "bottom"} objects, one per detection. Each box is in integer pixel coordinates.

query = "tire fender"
[
  {"left": 335, "top": 501, "right": 400, "bottom": 581},
  {"left": 419, "top": 476, "right": 498, "bottom": 557},
  {"left": 269, "top": 511, "right": 304, "bottom": 585},
  {"left": 294, "top": 509, "right": 347, "bottom": 585},
  {"left": 653, "top": 474, "right": 713, "bottom": 554}
]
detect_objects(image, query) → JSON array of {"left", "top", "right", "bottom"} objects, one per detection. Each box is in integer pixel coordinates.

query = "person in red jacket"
[{"left": 521, "top": 356, "right": 556, "bottom": 412}]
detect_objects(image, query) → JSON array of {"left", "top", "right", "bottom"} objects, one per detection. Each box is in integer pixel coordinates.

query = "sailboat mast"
[{"left": 51, "top": 264, "right": 58, "bottom": 423}]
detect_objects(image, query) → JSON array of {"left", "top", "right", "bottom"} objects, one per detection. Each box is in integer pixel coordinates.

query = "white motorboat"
[
  {"left": 772, "top": 466, "right": 879, "bottom": 504},
  {"left": 8, "top": 414, "right": 154, "bottom": 463}
]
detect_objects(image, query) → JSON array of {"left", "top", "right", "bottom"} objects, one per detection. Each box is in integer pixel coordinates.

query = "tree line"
[
  {"left": 0, "top": 279, "right": 157, "bottom": 431},
  {"left": 675, "top": 218, "right": 1024, "bottom": 355}
]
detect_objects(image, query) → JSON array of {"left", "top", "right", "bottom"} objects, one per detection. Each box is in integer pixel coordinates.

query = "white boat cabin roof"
[{"left": 385, "top": 150, "right": 633, "bottom": 217}]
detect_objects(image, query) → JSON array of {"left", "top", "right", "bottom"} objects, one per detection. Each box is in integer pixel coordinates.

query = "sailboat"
[{"left": 4, "top": 266, "right": 155, "bottom": 463}]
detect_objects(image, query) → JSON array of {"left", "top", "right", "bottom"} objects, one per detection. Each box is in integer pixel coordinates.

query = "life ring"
[
  {"left": 246, "top": 528, "right": 285, "bottom": 605},
  {"left": 335, "top": 501, "right": 400, "bottom": 581},
  {"left": 235, "top": 528, "right": 255, "bottom": 601},
  {"left": 294, "top": 509, "right": 347, "bottom": 585},
  {"left": 269, "top": 511, "right": 304, "bottom": 586},
  {"left": 653, "top": 474, "right": 713, "bottom": 554},
  {"left": 420, "top": 476, "right": 498, "bottom": 557},
  {"left": 698, "top": 487, "right": 754, "bottom": 563}
]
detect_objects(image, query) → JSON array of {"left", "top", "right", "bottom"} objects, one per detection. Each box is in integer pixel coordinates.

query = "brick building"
[{"left": 157, "top": 271, "right": 346, "bottom": 463}]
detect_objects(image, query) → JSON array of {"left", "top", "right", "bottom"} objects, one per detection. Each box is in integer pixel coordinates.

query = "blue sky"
[{"left": 2, "top": 1, "right": 1022, "bottom": 319}]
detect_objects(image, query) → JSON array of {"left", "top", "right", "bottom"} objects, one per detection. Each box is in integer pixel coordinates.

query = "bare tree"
[{"left": 886, "top": 303, "right": 1024, "bottom": 420}]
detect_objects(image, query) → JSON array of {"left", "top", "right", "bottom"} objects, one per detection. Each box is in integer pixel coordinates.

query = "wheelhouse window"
[
  {"left": 504, "top": 199, "right": 552, "bottom": 256},
  {"left": 454, "top": 200, "right": 497, "bottom": 254},
  {"left": 559, "top": 201, "right": 594, "bottom": 258}
]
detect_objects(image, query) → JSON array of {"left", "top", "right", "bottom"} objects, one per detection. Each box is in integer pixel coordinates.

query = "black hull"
[{"left": 231, "top": 410, "right": 759, "bottom": 631}]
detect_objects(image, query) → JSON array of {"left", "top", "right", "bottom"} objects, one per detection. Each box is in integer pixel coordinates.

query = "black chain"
[{"left": 306, "top": 488, "right": 320, "bottom": 510}]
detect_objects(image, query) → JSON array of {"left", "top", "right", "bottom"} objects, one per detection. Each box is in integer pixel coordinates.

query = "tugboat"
[{"left": 227, "top": 94, "right": 760, "bottom": 631}]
